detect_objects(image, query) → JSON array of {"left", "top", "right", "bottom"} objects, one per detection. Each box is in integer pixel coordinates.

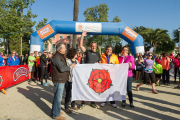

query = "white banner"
[
  {"left": 75, "top": 22, "right": 102, "bottom": 33},
  {"left": 72, "top": 63, "right": 129, "bottom": 102}
]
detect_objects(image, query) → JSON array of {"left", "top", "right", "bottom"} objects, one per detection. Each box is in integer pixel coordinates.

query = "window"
[
  {"left": 67, "top": 44, "right": 70, "bottom": 50},
  {"left": 60, "top": 36, "right": 63, "bottom": 39},
  {"left": 44, "top": 44, "right": 48, "bottom": 49},
  {"left": 67, "top": 36, "right": 70, "bottom": 39},
  {"left": 52, "top": 44, "right": 55, "bottom": 48},
  {"left": 76, "top": 44, "right": 78, "bottom": 50},
  {"left": 52, "top": 36, "right": 55, "bottom": 39}
]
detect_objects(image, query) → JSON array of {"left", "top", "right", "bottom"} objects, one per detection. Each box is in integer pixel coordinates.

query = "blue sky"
[{"left": 27, "top": 0, "right": 180, "bottom": 45}]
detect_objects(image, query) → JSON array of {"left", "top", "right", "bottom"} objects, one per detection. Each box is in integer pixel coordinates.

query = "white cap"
[{"left": 30, "top": 51, "right": 33, "bottom": 54}]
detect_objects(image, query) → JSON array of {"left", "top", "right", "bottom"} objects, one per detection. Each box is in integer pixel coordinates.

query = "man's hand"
[
  {"left": 82, "top": 31, "right": 87, "bottom": 37},
  {"left": 156, "top": 70, "right": 159, "bottom": 74},
  {"left": 70, "top": 63, "right": 76, "bottom": 68}
]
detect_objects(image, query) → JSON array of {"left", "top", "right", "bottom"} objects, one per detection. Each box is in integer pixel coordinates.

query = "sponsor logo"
[
  {"left": 76, "top": 22, "right": 102, "bottom": 33},
  {"left": 122, "top": 27, "right": 137, "bottom": 41},
  {"left": 37, "top": 24, "right": 54, "bottom": 39},
  {"left": 13, "top": 67, "right": 29, "bottom": 82},
  {"left": 0, "top": 76, "right": 3, "bottom": 87}
]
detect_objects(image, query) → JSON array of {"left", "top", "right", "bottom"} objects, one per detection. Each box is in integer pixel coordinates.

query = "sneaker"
[
  {"left": 111, "top": 104, "right": 117, "bottom": 108},
  {"left": 79, "top": 103, "right": 85, "bottom": 110},
  {"left": 136, "top": 80, "right": 138, "bottom": 83},
  {"left": 91, "top": 103, "right": 98, "bottom": 109},
  {"left": 136, "top": 85, "right": 140, "bottom": 91},
  {"left": 45, "top": 82, "right": 51, "bottom": 85},
  {"left": 122, "top": 102, "right": 126, "bottom": 107},
  {"left": 28, "top": 78, "right": 32, "bottom": 83},
  {"left": 130, "top": 103, "right": 134, "bottom": 108},
  {"left": 41, "top": 83, "right": 46, "bottom": 86},
  {"left": 152, "top": 90, "right": 158, "bottom": 94},
  {"left": 156, "top": 82, "right": 159, "bottom": 86},
  {"left": 101, "top": 103, "right": 106, "bottom": 107}
]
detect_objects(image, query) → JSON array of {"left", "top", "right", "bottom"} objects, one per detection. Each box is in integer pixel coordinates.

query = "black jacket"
[{"left": 40, "top": 54, "right": 48, "bottom": 67}]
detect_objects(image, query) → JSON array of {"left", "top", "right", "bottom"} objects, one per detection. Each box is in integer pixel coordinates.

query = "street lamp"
[{"left": 178, "top": 29, "right": 180, "bottom": 53}]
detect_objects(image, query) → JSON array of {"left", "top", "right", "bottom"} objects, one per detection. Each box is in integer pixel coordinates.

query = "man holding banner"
[
  {"left": 51, "top": 43, "right": 75, "bottom": 120},
  {"left": 100, "top": 45, "right": 119, "bottom": 108},
  {"left": 79, "top": 31, "right": 101, "bottom": 109}
]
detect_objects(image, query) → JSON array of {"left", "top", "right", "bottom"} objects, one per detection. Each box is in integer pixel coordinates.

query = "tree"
[
  {"left": 107, "top": 16, "right": 122, "bottom": 47},
  {"left": 72, "top": 0, "right": 79, "bottom": 49},
  {"left": 84, "top": 4, "right": 122, "bottom": 54},
  {"left": 172, "top": 27, "right": 180, "bottom": 43},
  {"left": 35, "top": 18, "right": 51, "bottom": 44},
  {"left": 0, "top": 0, "right": 37, "bottom": 55},
  {"left": 133, "top": 26, "right": 175, "bottom": 53}
]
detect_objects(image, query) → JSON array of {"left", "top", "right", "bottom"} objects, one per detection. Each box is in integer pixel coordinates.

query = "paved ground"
[{"left": 0, "top": 78, "right": 180, "bottom": 120}]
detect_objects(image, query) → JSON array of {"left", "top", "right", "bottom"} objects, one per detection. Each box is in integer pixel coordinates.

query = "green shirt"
[
  {"left": 28, "top": 56, "right": 35, "bottom": 66},
  {"left": 153, "top": 62, "right": 163, "bottom": 74}
]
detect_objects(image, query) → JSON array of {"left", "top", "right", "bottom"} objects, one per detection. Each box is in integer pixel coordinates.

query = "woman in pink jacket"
[
  {"left": 118, "top": 46, "right": 135, "bottom": 108},
  {"left": 173, "top": 54, "right": 180, "bottom": 83}
]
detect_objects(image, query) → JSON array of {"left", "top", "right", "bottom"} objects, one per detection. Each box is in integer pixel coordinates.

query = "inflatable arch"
[{"left": 30, "top": 20, "right": 144, "bottom": 55}]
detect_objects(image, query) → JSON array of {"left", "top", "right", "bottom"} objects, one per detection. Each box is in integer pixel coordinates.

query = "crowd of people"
[{"left": 0, "top": 31, "right": 179, "bottom": 120}]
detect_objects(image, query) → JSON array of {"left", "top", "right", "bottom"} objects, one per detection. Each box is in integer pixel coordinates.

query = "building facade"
[{"left": 44, "top": 34, "right": 87, "bottom": 52}]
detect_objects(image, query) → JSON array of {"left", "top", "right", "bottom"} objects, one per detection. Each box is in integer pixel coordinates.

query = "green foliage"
[
  {"left": 0, "top": 0, "right": 37, "bottom": 55},
  {"left": 113, "top": 42, "right": 122, "bottom": 54},
  {"left": 84, "top": 4, "right": 122, "bottom": 54},
  {"left": 35, "top": 18, "right": 51, "bottom": 44},
  {"left": 172, "top": 27, "right": 180, "bottom": 43},
  {"left": 133, "top": 26, "right": 175, "bottom": 54}
]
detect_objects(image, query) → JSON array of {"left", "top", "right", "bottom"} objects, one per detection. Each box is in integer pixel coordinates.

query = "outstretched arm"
[{"left": 79, "top": 31, "right": 87, "bottom": 53}]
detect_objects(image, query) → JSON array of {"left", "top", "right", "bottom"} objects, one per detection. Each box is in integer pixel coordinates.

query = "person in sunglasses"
[
  {"left": 136, "top": 53, "right": 159, "bottom": 94},
  {"left": 7, "top": 50, "right": 19, "bottom": 66},
  {"left": 40, "top": 50, "right": 50, "bottom": 86},
  {"left": 79, "top": 31, "right": 101, "bottom": 109}
]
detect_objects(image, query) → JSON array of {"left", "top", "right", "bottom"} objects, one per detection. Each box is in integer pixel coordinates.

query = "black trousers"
[
  {"left": 123, "top": 77, "right": 133, "bottom": 104},
  {"left": 38, "top": 67, "right": 41, "bottom": 80},
  {"left": 162, "top": 69, "right": 170, "bottom": 84},
  {"left": 65, "top": 81, "right": 75, "bottom": 109},
  {"left": 34, "top": 65, "right": 38, "bottom": 78},
  {"left": 40, "top": 66, "right": 47, "bottom": 83},
  {"left": 174, "top": 68, "right": 179, "bottom": 81}
]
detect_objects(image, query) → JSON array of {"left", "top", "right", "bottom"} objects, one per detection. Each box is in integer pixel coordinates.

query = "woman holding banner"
[
  {"left": 65, "top": 48, "right": 79, "bottom": 114},
  {"left": 118, "top": 46, "right": 135, "bottom": 108}
]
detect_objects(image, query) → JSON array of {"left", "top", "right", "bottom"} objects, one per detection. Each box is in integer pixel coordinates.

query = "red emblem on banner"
[
  {"left": 87, "top": 69, "right": 113, "bottom": 95},
  {"left": 13, "top": 67, "right": 29, "bottom": 82}
]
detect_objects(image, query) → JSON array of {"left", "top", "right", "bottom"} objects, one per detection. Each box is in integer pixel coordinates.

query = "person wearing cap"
[{"left": 28, "top": 51, "right": 35, "bottom": 82}]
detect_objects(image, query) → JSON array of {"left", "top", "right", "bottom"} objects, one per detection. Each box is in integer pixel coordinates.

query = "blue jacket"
[
  {"left": 7, "top": 56, "right": 19, "bottom": 66},
  {"left": 0, "top": 55, "right": 4, "bottom": 66}
]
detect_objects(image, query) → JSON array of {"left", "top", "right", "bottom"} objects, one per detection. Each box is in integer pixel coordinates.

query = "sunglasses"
[
  {"left": 148, "top": 55, "right": 152, "bottom": 56},
  {"left": 91, "top": 41, "right": 96, "bottom": 43},
  {"left": 44, "top": 52, "right": 47, "bottom": 53}
]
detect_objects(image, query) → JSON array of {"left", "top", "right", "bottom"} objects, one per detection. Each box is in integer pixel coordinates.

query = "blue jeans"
[{"left": 51, "top": 83, "right": 65, "bottom": 117}]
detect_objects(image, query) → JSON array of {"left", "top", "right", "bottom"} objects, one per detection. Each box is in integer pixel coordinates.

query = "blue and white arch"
[{"left": 30, "top": 20, "right": 144, "bottom": 55}]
